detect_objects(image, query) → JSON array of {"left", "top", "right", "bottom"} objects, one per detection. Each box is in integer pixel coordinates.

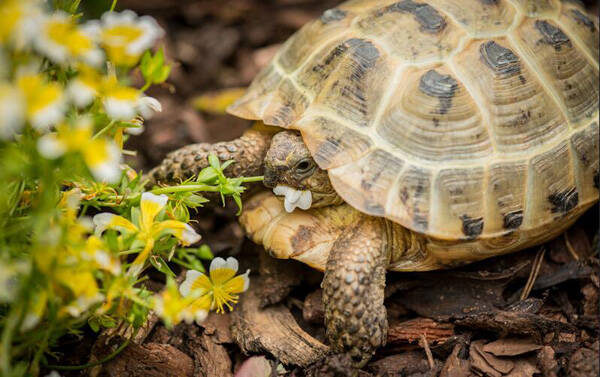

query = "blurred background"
[{"left": 101, "top": 0, "right": 599, "bottom": 171}]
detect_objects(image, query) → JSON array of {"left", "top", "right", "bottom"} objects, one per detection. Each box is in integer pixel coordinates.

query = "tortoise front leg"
[
  {"left": 322, "top": 216, "right": 390, "bottom": 368},
  {"left": 147, "top": 126, "right": 274, "bottom": 186}
]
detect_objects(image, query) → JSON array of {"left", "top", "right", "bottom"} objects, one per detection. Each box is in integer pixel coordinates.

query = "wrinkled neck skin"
[{"left": 263, "top": 131, "right": 343, "bottom": 212}]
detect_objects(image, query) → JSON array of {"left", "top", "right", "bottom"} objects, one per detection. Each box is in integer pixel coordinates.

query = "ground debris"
[
  {"left": 387, "top": 317, "right": 455, "bottom": 345},
  {"left": 101, "top": 342, "right": 194, "bottom": 377},
  {"left": 231, "top": 277, "right": 328, "bottom": 367},
  {"left": 368, "top": 351, "right": 441, "bottom": 377},
  {"left": 482, "top": 338, "right": 542, "bottom": 357}
]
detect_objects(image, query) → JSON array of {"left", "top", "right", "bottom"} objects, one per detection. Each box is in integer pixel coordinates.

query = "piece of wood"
[
  {"left": 231, "top": 280, "right": 328, "bottom": 367},
  {"left": 440, "top": 344, "right": 470, "bottom": 377},
  {"left": 482, "top": 338, "right": 542, "bottom": 356},
  {"left": 388, "top": 317, "right": 454, "bottom": 345},
  {"left": 102, "top": 343, "right": 194, "bottom": 377}
]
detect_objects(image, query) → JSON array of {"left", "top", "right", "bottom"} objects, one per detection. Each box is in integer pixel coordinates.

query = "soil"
[{"left": 48, "top": 1, "right": 600, "bottom": 376}]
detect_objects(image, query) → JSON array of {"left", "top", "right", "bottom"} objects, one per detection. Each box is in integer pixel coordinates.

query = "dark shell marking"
[
  {"left": 480, "top": 41, "right": 521, "bottom": 75},
  {"left": 339, "top": 38, "right": 380, "bottom": 120},
  {"left": 571, "top": 9, "right": 597, "bottom": 32},
  {"left": 419, "top": 70, "right": 459, "bottom": 115},
  {"left": 460, "top": 215, "right": 484, "bottom": 238},
  {"left": 535, "top": 21, "right": 570, "bottom": 50},
  {"left": 548, "top": 187, "right": 579, "bottom": 213},
  {"left": 377, "top": 0, "right": 446, "bottom": 33},
  {"left": 320, "top": 8, "right": 347, "bottom": 23},
  {"left": 503, "top": 210, "right": 523, "bottom": 229}
]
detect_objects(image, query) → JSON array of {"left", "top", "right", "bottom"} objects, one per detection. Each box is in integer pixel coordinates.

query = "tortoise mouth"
[{"left": 272, "top": 185, "right": 313, "bottom": 213}]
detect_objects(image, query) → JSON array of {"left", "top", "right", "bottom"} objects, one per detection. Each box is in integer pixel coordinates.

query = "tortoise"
[{"left": 149, "top": 0, "right": 599, "bottom": 366}]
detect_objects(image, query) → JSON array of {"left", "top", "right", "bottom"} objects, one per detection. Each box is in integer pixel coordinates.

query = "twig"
[
  {"left": 520, "top": 247, "right": 546, "bottom": 301},
  {"left": 564, "top": 233, "right": 580, "bottom": 261},
  {"left": 419, "top": 333, "right": 435, "bottom": 370}
]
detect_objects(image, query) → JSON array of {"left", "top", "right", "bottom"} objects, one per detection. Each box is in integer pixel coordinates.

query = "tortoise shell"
[{"left": 228, "top": 0, "right": 599, "bottom": 241}]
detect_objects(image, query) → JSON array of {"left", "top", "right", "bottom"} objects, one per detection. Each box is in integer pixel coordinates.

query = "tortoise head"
[{"left": 264, "top": 131, "right": 342, "bottom": 212}]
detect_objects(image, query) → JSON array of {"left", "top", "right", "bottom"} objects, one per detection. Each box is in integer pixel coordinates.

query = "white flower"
[
  {"left": 0, "top": 83, "right": 25, "bottom": 140},
  {"left": 0, "top": 0, "right": 43, "bottom": 49},
  {"left": 44, "top": 372, "right": 62, "bottom": 377},
  {"left": 35, "top": 12, "right": 104, "bottom": 66},
  {"left": 99, "top": 10, "right": 164, "bottom": 66},
  {"left": 17, "top": 73, "right": 66, "bottom": 131},
  {"left": 37, "top": 119, "right": 123, "bottom": 183},
  {"left": 179, "top": 257, "right": 250, "bottom": 314}
]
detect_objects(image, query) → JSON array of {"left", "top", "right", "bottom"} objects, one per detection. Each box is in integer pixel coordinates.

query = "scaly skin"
[
  {"left": 146, "top": 127, "right": 274, "bottom": 186},
  {"left": 322, "top": 216, "right": 389, "bottom": 368}
]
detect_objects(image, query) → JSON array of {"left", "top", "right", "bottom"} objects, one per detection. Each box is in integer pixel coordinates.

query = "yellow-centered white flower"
[
  {"left": 34, "top": 12, "right": 104, "bottom": 66},
  {"left": 17, "top": 73, "right": 66, "bottom": 131},
  {"left": 97, "top": 10, "right": 163, "bottom": 66},
  {"left": 37, "top": 118, "right": 122, "bottom": 183},
  {"left": 273, "top": 185, "right": 312, "bottom": 212},
  {"left": 179, "top": 257, "right": 250, "bottom": 314},
  {"left": 0, "top": 0, "right": 42, "bottom": 48}
]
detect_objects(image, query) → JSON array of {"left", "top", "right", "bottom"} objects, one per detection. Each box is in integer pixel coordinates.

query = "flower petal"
[
  {"left": 93, "top": 213, "right": 138, "bottom": 235},
  {"left": 222, "top": 269, "right": 250, "bottom": 294},
  {"left": 140, "top": 192, "right": 168, "bottom": 230},
  {"left": 179, "top": 269, "right": 204, "bottom": 296}
]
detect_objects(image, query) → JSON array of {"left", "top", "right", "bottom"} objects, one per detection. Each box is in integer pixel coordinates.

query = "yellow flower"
[
  {"left": 179, "top": 257, "right": 250, "bottom": 314},
  {"left": 37, "top": 118, "right": 122, "bottom": 183},
  {"left": 17, "top": 73, "right": 65, "bottom": 131},
  {"left": 93, "top": 192, "right": 201, "bottom": 276},
  {"left": 34, "top": 12, "right": 104, "bottom": 66},
  {"left": 153, "top": 277, "right": 209, "bottom": 327},
  {"left": 0, "top": 82, "right": 25, "bottom": 139},
  {"left": 98, "top": 10, "right": 163, "bottom": 66},
  {"left": 0, "top": 0, "right": 41, "bottom": 48}
]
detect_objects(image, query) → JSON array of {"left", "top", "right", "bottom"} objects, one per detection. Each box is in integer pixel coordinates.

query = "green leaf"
[
  {"left": 195, "top": 166, "right": 218, "bottom": 184},
  {"left": 208, "top": 154, "right": 221, "bottom": 170},
  {"left": 88, "top": 317, "right": 100, "bottom": 332},
  {"left": 196, "top": 244, "right": 214, "bottom": 260},
  {"left": 149, "top": 255, "right": 176, "bottom": 277},
  {"left": 139, "top": 47, "right": 171, "bottom": 86},
  {"left": 183, "top": 194, "right": 208, "bottom": 208}
]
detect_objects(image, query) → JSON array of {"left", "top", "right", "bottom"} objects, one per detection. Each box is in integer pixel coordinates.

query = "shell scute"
[
  {"left": 329, "top": 149, "right": 405, "bottom": 217},
  {"left": 515, "top": 18, "right": 598, "bottom": 125},
  {"left": 453, "top": 38, "right": 569, "bottom": 153},
  {"left": 377, "top": 65, "right": 492, "bottom": 161},
  {"left": 354, "top": 0, "right": 465, "bottom": 63}
]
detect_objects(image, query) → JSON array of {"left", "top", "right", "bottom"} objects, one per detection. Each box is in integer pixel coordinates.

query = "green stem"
[
  {"left": 171, "top": 257, "right": 195, "bottom": 270},
  {"left": 109, "top": 0, "right": 118, "bottom": 12},
  {"left": 139, "top": 81, "right": 151, "bottom": 93},
  {"left": 1, "top": 302, "right": 23, "bottom": 376},
  {"left": 93, "top": 120, "right": 117, "bottom": 140},
  {"left": 43, "top": 328, "right": 138, "bottom": 371}
]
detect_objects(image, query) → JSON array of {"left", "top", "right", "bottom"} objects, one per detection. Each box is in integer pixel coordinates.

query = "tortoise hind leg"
[{"left": 322, "top": 216, "right": 390, "bottom": 368}]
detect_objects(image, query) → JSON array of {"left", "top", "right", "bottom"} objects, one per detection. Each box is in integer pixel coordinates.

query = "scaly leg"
[
  {"left": 322, "top": 216, "right": 390, "bottom": 368},
  {"left": 146, "top": 126, "right": 275, "bottom": 186}
]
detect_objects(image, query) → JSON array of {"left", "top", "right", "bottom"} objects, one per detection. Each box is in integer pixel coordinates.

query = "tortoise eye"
[{"left": 295, "top": 159, "right": 313, "bottom": 174}]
